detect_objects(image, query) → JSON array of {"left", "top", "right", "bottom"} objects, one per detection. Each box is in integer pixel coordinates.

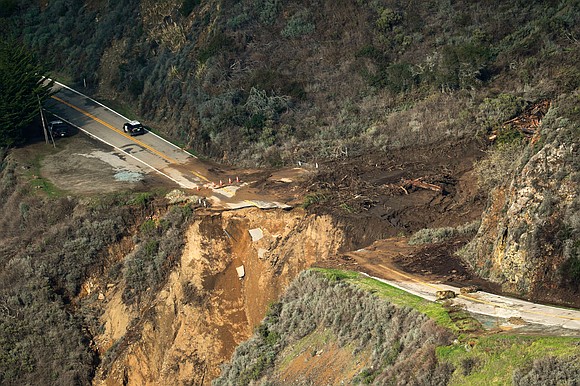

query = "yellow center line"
[
  {"left": 192, "top": 170, "right": 210, "bottom": 182},
  {"left": 377, "top": 263, "right": 580, "bottom": 322},
  {"left": 52, "top": 95, "right": 179, "bottom": 165}
]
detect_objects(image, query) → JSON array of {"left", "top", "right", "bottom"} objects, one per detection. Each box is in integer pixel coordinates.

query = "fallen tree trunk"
[{"left": 401, "top": 178, "right": 442, "bottom": 193}]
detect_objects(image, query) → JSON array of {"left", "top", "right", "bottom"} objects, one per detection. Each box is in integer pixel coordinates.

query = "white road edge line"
[
  {"left": 48, "top": 112, "right": 189, "bottom": 189},
  {"left": 51, "top": 80, "right": 197, "bottom": 159}
]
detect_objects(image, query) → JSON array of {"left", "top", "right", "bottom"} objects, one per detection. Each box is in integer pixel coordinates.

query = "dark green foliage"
[
  {"left": 513, "top": 355, "right": 580, "bottom": 385},
  {"left": 123, "top": 205, "right": 193, "bottom": 305},
  {"left": 214, "top": 270, "right": 454, "bottom": 385},
  {"left": 281, "top": 10, "right": 315, "bottom": 39},
  {"left": 0, "top": 40, "right": 53, "bottom": 147},
  {"left": 0, "top": 0, "right": 17, "bottom": 17},
  {"left": 369, "top": 62, "right": 417, "bottom": 92},
  {"left": 460, "top": 357, "right": 478, "bottom": 376},
  {"left": 561, "top": 241, "right": 580, "bottom": 289},
  {"left": 435, "top": 43, "right": 492, "bottom": 91},
  {"left": 180, "top": 0, "right": 200, "bottom": 17},
  {"left": 198, "top": 33, "right": 235, "bottom": 63},
  {"left": 4, "top": 0, "right": 579, "bottom": 168},
  {"left": 256, "top": 0, "right": 281, "bottom": 25}
]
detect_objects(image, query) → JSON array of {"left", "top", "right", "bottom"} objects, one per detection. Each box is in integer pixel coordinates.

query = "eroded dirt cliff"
[{"left": 92, "top": 207, "right": 345, "bottom": 385}]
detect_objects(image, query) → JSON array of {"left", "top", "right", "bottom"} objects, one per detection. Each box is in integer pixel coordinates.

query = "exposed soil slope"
[{"left": 93, "top": 208, "right": 346, "bottom": 385}]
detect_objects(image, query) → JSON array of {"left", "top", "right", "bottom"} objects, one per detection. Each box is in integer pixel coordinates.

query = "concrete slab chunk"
[
  {"left": 236, "top": 265, "right": 245, "bottom": 279},
  {"left": 249, "top": 228, "right": 264, "bottom": 242},
  {"left": 258, "top": 248, "right": 267, "bottom": 259}
]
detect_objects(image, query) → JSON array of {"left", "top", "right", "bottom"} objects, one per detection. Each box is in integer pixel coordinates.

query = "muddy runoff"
[{"left": 93, "top": 207, "right": 345, "bottom": 386}]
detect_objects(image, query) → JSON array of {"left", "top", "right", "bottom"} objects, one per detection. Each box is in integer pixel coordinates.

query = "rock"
[
  {"left": 236, "top": 265, "right": 245, "bottom": 279},
  {"left": 249, "top": 228, "right": 264, "bottom": 242},
  {"left": 507, "top": 316, "right": 527, "bottom": 325},
  {"left": 436, "top": 290, "right": 456, "bottom": 300},
  {"left": 98, "top": 292, "right": 105, "bottom": 300},
  {"left": 460, "top": 286, "right": 479, "bottom": 294}
]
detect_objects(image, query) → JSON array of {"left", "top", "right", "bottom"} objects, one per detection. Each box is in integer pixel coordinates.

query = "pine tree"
[{"left": 0, "top": 40, "right": 53, "bottom": 147}]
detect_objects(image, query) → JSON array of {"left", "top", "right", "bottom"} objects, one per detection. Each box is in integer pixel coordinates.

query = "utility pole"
[{"left": 37, "top": 94, "right": 54, "bottom": 147}]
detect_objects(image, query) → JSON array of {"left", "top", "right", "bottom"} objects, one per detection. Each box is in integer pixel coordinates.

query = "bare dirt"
[{"left": 34, "top": 133, "right": 168, "bottom": 195}]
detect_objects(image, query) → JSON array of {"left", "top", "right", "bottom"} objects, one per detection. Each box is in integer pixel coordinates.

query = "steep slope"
[
  {"left": 215, "top": 270, "right": 455, "bottom": 385},
  {"left": 94, "top": 208, "right": 346, "bottom": 385},
  {"left": 461, "top": 94, "right": 580, "bottom": 306},
  {"left": 5, "top": 1, "right": 579, "bottom": 165},
  {"left": 215, "top": 269, "right": 580, "bottom": 385}
]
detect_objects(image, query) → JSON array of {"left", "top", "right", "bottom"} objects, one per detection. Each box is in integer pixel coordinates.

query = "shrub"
[
  {"left": 257, "top": 0, "right": 281, "bottom": 25},
  {"left": 477, "top": 94, "right": 526, "bottom": 132},
  {"left": 180, "top": 0, "right": 200, "bottom": 17},
  {"left": 122, "top": 204, "right": 193, "bottom": 305},
  {"left": 281, "top": 11, "right": 315, "bottom": 39},
  {"left": 474, "top": 141, "right": 524, "bottom": 192},
  {"left": 409, "top": 220, "right": 480, "bottom": 245},
  {"left": 513, "top": 356, "right": 580, "bottom": 385}
]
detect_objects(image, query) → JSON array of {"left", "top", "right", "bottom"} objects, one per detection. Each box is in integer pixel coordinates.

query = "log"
[{"left": 401, "top": 178, "right": 442, "bottom": 193}]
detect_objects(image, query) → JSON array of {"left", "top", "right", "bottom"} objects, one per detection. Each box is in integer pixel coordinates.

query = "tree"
[{"left": 0, "top": 40, "right": 53, "bottom": 148}]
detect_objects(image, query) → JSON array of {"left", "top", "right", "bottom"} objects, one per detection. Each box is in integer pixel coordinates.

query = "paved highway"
[
  {"left": 348, "top": 245, "right": 580, "bottom": 333},
  {"left": 45, "top": 82, "right": 289, "bottom": 209}
]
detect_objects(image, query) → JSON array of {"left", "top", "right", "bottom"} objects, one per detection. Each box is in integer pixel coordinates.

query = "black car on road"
[
  {"left": 123, "top": 121, "right": 146, "bottom": 136},
  {"left": 48, "top": 120, "right": 70, "bottom": 138}
]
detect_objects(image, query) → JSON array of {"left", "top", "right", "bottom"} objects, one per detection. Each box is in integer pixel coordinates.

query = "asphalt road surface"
[
  {"left": 348, "top": 243, "right": 580, "bottom": 334},
  {"left": 45, "top": 82, "right": 289, "bottom": 209}
]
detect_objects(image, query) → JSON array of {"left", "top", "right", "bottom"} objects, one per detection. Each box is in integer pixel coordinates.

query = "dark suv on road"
[
  {"left": 123, "top": 121, "right": 146, "bottom": 136},
  {"left": 48, "top": 120, "right": 70, "bottom": 138}
]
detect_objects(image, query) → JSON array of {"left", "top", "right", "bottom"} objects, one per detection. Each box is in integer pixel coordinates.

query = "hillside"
[
  {"left": 216, "top": 269, "right": 580, "bottom": 385},
  {"left": 0, "top": 0, "right": 579, "bottom": 385}
]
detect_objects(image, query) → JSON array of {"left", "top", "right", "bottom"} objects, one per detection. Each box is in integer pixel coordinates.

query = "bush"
[
  {"left": 474, "top": 141, "right": 524, "bottom": 192},
  {"left": 409, "top": 221, "right": 480, "bottom": 245},
  {"left": 180, "top": 0, "right": 200, "bottom": 17},
  {"left": 123, "top": 205, "right": 193, "bottom": 305},
  {"left": 281, "top": 11, "right": 315, "bottom": 39},
  {"left": 257, "top": 0, "right": 281, "bottom": 25},
  {"left": 513, "top": 356, "right": 580, "bottom": 385}
]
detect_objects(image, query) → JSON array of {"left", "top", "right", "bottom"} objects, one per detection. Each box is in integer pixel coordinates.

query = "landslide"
[{"left": 93, "top": 208, "right": 346, "bottom": 385}]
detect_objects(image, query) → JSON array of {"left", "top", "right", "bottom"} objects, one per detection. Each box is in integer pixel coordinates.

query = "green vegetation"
[
  {"left": 301, "top": 192, "right": 327, "bottom": 209},
  {"left": 123, "top": 204, "right": 194, "bottom": 305},
  {"left": 281, "top": 10, "right": 315, "bottom": 39},
  {"left": 0, "top": 0, "right": 575, "bottom": 166},
  {"left": 0, "top": 40, "right": 52, "bottom": 147},
  {"left": 438, "top": 335, "right": 580, "bottom": 385},
  {"left": 312, "top": 268, "right": 475, "bottom": 333},
  {"left": 215, "top": 270, "right": 454, "bottom": 385},
  {"left": 0, "top": 153, "right": 193, "bottom": 385},
  {"left": 219, "top": 269, "right": 580, "bottom": 385},
  {"left": 409, "top": 220, "right": 481, "bottom": 245},
  {"left": 26, "top": 152, "right": 63, "bottom": 198}
]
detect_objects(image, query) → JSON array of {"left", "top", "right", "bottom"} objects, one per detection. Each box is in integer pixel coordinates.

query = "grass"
[
  {"left": 312, "top": 269, "right": 580, "bottom": 384},
  {"left": 26, "top": 151, "right": 63, "bottom": 198},
  {"left": 311, "top": 268, "right": 459, "bottom": 331},
  {"left": 277, "top": 328, "right": 335, "bottom": 371},
  {"left": 438, "top": 335, "right": 580, "bottom": 385}
]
